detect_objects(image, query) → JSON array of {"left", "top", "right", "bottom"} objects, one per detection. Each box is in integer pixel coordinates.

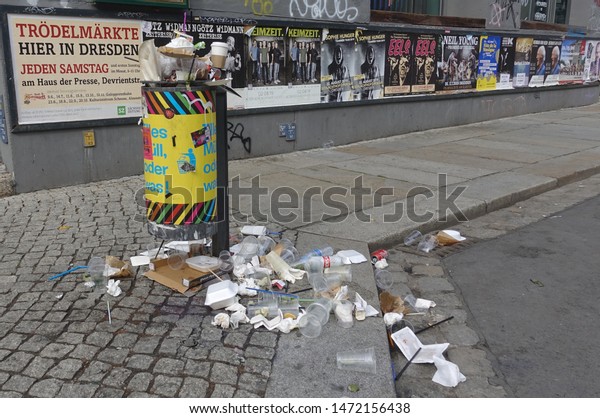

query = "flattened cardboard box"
[{"left": 144, "top": 257, "right": 204, "bottom": 295}]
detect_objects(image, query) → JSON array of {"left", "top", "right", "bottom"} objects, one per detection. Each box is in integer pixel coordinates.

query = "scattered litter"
[
  {"left": 165, "top": 240, "right": 209, "bottom": 253},
  {"left": 417, "top": 234, "right": 438, "bottom": 253},
  {"left": 48, "top": 265, "right": 87, "bottom": 282},
  {"left": 57, "top": 225, "right": 71, "bottom": 231},
  {"left": 336, "top": 250, "right": 368, "bottom": 264},
  {"left": 107, "top": 300, "right": 112, "bottom": 325},
  {"left": 370, "top": 249, "right": 389, "bottom": 264},
  {"left": 383, "top": 312, "right": 404, "bottom": 327},
  {"left": 185, "top": 255, "right": 220, "bottom": 272},
  {"left": 374, "top": 259, "right": 388, "bottom": 269},
  {"left": 105, "top": 256, "right": 134, "bottom": 278},
  {"left": 436, "top": 230, "right": 466, "bottom": 246},
  {"left": 380, "top": 291, "right": 408, "bottom": 315},
  {"left": 395, "top": 347, "right": 422, "bottom": 381},
  {"left": 212, "top": 312, "right": 231, "bottom": 329},
  {"left": 403, "top": 230, "right": 422, "bottom": 246},
  {"left": 55, "top": 293, "right": 64, "bottom": 300},
  {"left": 404, "top": 294, "right": 436, "bottom": 313},
  {"left": 432, "top": 355, "right": 466, "bottom": 387},
  {"left": 130, "top": 255, "right": 151, "bottom": 267},
  {"left": 241, "top": 225, "right": 267, "bottom": 236},
  {"left": 347, "top": 384, "right": 360, "bottom": 393},
  {"left": 83, "top": 281, "right": 95, "bottom": 288},
  {"left": 391, "top": 327, "right": 449, "bottom": 364},
  {"left": 354, "top": 292, "right": 379, "bottom": 320},
  {"left": 204, "top": 280, "right": 239, "bottom": 310},
  {"left": 415, "top": 316, "right": 454, "bottom": 335},
  {"left": 530, "top": 278, "right": 545, "bottom": 287},
  {"left": 106, "top": 279, "right": 122, "bottom": 297},
  {"left": 264, "top": 251, "right": 306, "bottom": 283},
  {"left": 336, "top": 346, "right": 376, "bottom": 374}
]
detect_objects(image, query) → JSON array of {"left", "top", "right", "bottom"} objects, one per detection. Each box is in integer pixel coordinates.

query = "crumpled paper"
[
  {"left": 374, "top": 259, "right": 388, "bottom": 269},
  {"left": 225, "top": 303, "right": 249, "bottom": 329},
  {"left": 383, "top": 312, "right": 404, "bottom": 327},
  {"left": 250, "top": 311, "right": 298, "bottom": 333},
  {"left": 265, "top": 251, "right": 306, "bottom": 283},
  {"left": 237, "top": 278, "right": 258, "bottom": 296},
  {"left": 335, "top": 250, "right": 366, "bottom": 264},
  {"left": 211, "top": 312, "right": 230, "bottom": 329},
  {"left": 106, "top": 256, "right": 133, "bottom": 278},
  {"left": 106, "top": 279, "right": 122, "bottom": 297},
  {"left": 432, "top": 355, "right": 466, "bottom": 387}
]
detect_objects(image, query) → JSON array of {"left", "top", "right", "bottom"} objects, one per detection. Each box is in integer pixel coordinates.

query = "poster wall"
[
  {"left": 436, "top": 34, "right": 479, "bottom": 91},
  {"left": 384, "top": 33, "right": 414, "bottom": 96},
  {"left": 476, "top": 35, "right": 501, "bottom": 91},
  {"left": 286, "top": 28, "right": 321, "bottom": 86},
  {"left": 529, "top": 39, "right": 550, "bottom": 87},
  {"left": 544, "top": 39, "right": 563, "bottom": 86},
  {"left": 7, "top": 14, "right": 143, "bottom": 126},
  {"left": 352, "top": 31, "right": 386, "bottom": 101},
  {"left": 584, "top": 39, "right": 600, "bottom": 82},
  {"left": 559, "top": 39, "right": 584, "bottom": 84},
  {"left": 497, "top": 36, "right": 515, "bottom": 89},
  {"left": 412, "top": 34, "right": 438, "bottom": 94},
  {"left": 321, "top": 30, "right": 355, "bottom": 103},
  {"left": 513, "top": 37, "right": 533, "bottom": 87}
]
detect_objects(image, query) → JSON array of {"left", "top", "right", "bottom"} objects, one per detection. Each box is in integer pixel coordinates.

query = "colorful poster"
[
  {"left": 436, "top": 34, "right": 479, "bottom": 91},
  {"left": 529, "top": 39, "right": 550, "bottom": 87},
  {"left": 352, "top": 31, "right": 386, "bottom": 101},
  {"left": 384, "top": 33, "right": 414, "bottom": 96},
  {"left": 476, "top": 35, "right": 501, "bottom": 91},
  {"left": 246, "top": 26, "right": 287, "bottom": 87},
  {"left": 583, "top": 39, "right": 600, "bottom": 82},
  {"left": 286, "top": 28, "right": 321, "bottom": 86},
  {"left": 7, "top": 14, "right": 143, "bottom": 126},
  {"left": 559, "top": 39, "right": 584, "bottom": 85},
  {"left": 141, "top": 20, "right": 246, "bottom": 89},
  {"left": 321, "top": 30, "right": 355, "bottom": 103},
  {"left": 412, "top": 34, "right": 438, "bottom": 94},
  {"left": 513, "top": 37, "right": 533, "bottom": 87},
  {"left": 497, "top": 37, "right": 515, "bottom": 89},
  {"left": 544, "top": 39, "right": 563, "bottom": 86}
]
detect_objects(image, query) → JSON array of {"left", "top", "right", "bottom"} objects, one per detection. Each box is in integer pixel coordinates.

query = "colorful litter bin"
[{"left": 141, "top": 84, "right": 219, "bottom": 240}]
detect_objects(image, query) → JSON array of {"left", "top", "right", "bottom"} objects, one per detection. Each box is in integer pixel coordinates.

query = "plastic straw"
[
  {"left": 107, "top": 300, "right": 112, "bottom": 325},
  {"left": 48, "top": 265, "right": 87, "bottom": 281},
  {"left": 394, "top": 347, "right": 421, "bottom": 381},
  {"left": 246, "top": 287, "right": 299, "bottom": 299},
  {"left": 415, "top": 316, "right": 454, "bottom": 335}
]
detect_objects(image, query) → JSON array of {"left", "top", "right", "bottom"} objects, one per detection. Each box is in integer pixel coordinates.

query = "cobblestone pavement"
[{"left": 0, "top": 175, "right": 289, "bottom": 398}]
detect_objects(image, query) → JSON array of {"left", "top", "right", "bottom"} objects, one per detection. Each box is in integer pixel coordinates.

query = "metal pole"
[{"left": 213, "top": 87, "right": 229, "bottom": 256}]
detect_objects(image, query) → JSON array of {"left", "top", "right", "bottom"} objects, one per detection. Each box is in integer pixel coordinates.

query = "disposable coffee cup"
[
  {"left": 336, "top": 346, "right": 377, "bottom": 374},
  {"left": 210, "top": 42, "right": 228, "bottom": 69}
]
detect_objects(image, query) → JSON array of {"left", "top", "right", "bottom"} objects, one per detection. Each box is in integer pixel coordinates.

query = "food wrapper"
[
  {"left": 106, "top": 256, "right": 133, "bottom": 278},
  {"left": 436, "top": 230, "right": 466, "bottom": 246}
]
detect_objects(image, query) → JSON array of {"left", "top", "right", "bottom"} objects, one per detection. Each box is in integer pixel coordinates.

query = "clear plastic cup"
[
  {"left": 336, "top": 346, "right": 377, "bottom": 374},
  {"left": 280, "top": 247, "right": 299, "bottom": 265},
  {"left": 298, "top": 313, "right": 322, "bottom": 338},
  {"left": 257, "top": 235, "right": 276, "bottom": 256},
  {"left": 87, "top": 256, "right": 106, "bottom": 291},
  {"left": 324, "top": 265, "right": 352, "bottom": 282},
  {"left": 375, "top": 269, "right": 394, "bottom": 290},
  {"left": 237, "top": 236, "right": 260, "bottom": 261},
  {"left": 404, "top": 230, "right": 422, "bottom": 246},
  {"left": 417, "top": 234, "right": 438, "bottom": 253},
  {"left": 167, "top": 251, "right": 188, "bottom": 270},
  {"left": 308, "top": 272, "right": 329, "bottom": 293},
  {"left": 334, "top": 300, "right": 354, "bottom": 328},
  {"left": 218, "top": 250, "right": 234, "bottom": 273},
  {"left": 306, "top": 298, "right": 333, "bottom": 326}
]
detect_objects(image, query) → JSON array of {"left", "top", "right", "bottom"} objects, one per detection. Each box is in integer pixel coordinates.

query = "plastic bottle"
[
  {"left": 304, "top": 255, "right": 347, "bottom": 273},
  {"left": 294, "top": 247, "right": 334, "bottom": 268}
]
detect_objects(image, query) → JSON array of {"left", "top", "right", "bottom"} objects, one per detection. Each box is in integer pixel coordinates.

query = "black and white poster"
[{"left": 436, "top": 34, "right": 479, "bottom": 91}]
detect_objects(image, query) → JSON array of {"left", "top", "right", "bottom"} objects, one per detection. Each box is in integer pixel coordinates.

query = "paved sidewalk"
[{"left": 0, "top": 103, "right": 599, "bottom": 398}]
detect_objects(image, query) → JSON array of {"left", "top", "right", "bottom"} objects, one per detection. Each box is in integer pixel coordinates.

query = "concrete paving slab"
[
  {"left": 266, "top": 234, "right": 395, "bottom": 398},
  {"left": 455, "top": 171, "right": 557, "bottom": 213},
  {"left": 419, "top": 142, "right": 551, "bottom": 164},
  {"left": 513, "top": 149, "right": 600, "bottom": 185},
  {"left": 457, "top": 137, "right": 573, "bottom": 157},
  {"left": 260, "top": 153, "right": 330, "bottom": 170},
  {"left": 358, "top": 153, "right": 496, "bottom": 180},
  {"left": 530, "top": 122, "right": 600, "bottom": 141},
  {"left": 397, "top": 148, "right": 523, "bottom": 171},
  {"left": 228, "top": 159, "right": 286, "bottom": 181},
  {"left": 479, "top": 132, "right": 600, "bottom": 151},
  {"left": 552, "top": 116, "right": 600, "bottom": 129},
  {"left": 335, "top": 144, "right": 393, "bottom": 156},
  {"left": 330, "top": 159, "right": 466, "bottom": 187}
]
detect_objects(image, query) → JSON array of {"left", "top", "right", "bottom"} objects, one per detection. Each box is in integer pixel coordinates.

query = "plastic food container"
[
  {"left": 186, "top": 255, "right": 220, "bottom": 272},
  {"left": 204, "top": 280, "right": 239, "bottom": 310}
]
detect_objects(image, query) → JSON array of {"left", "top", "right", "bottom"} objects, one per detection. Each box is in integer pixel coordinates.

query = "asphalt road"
[{"left": 443, "top": 195, "right": 600, "bottom": 397}]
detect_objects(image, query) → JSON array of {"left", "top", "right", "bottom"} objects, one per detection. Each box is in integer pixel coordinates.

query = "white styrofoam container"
[{"left": 204, "top": 280, "right": 238, "bottom": 310}]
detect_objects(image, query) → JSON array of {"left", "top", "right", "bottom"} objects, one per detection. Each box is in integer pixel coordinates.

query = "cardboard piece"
[{"left": 144, "top": 257, "right": 205, "bottom": 295}]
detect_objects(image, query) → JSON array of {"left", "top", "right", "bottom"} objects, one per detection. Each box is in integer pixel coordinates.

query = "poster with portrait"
[
  {"left": 384, "top": 33, "right": 414, "bottom": 96},
  {"left": 497, "top": 36, "right": 515, "bottom": 89},
  {"left": 286, "top": 28, "right": 321, "bottom": 86},
  {"left": 351, "top": 31, "right": 386, "bottom": 101},
  {"left": 436, "top": 34, "right": 479, "bottom": 91},
  {"left": 544, "top": 39, "right": 563, "bottom": 86},
  {"left": 476, "top": 35, "right": 501, "bottom": 91},
  {"left": 559, "top": 39, "right": 584, "bottom": 84},
  {"left": 141, "top": 20, "right": 246, "bottom": 89},
  {"left": 583, "top": 39, "right": 600, "bottom": 82},
  {"left": 513, "top": 37, "right": 533, "bottom": 87},
  {"left": 321, "top": 30, "right": 355, "bottom": 103},
  {"left": 411, "top": 33, "right": 438, "bottom": 94},
  {"left": 529, "top": 39, "right": 550, "bottom": 87}
]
